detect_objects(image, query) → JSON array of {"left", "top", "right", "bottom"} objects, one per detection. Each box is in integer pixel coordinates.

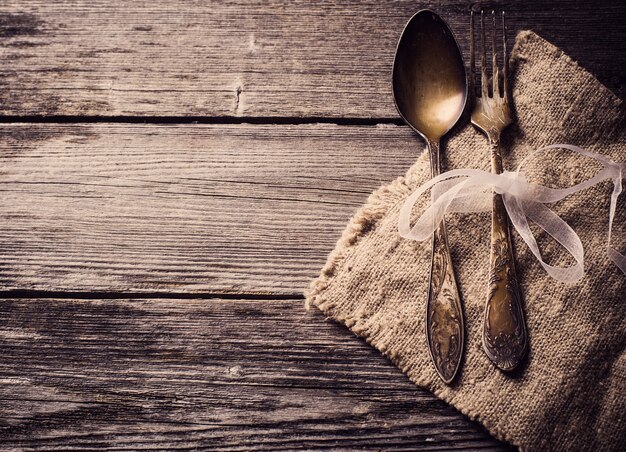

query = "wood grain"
[
  {"left": 3, "top": 2, "right": 622, "bottom": 448},
  {"left": 0, "top": 296, "right": 514, "bottom": 450},
  {"left": 0, "top": 0, "right": 623, "bottom": 118},
  {"left": 0, "top": 122, "right": 418, "bottom": 294}
]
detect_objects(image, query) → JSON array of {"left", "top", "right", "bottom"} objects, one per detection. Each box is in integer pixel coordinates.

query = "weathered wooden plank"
[
  {"left": 0, "top": 122, "right": 418, "bottom": 294},
  {"left": 0, "top": 0, "right": 623, "bottom": 118},
  {"left": 0, "top": 296, "right": 514, "bottom": 450}
]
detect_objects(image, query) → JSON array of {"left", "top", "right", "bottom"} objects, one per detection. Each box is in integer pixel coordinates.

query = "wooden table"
[{"left": 1, "top": 1, "right": 623, "bottom": 450}]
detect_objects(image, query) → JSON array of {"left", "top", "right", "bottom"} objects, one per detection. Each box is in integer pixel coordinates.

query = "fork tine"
[
  {"left": 502, "top": 11, "right": 508, "bottom": 99},
  {"left": 470, "top": 10, "right": 475, "bottom": 98},
  {"left": 480, "top": 10, "right": 488, "bottom": 98},
  {"left": 492, "top": 10, "right": 499, "bottom": 98}
]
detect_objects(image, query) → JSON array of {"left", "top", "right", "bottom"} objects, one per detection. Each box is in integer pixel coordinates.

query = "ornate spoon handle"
[
  {"left": 483, "top": 136, "right": 527, "bottom": 371},
  {"left": 425, "top": 139, "right": 464, "bottom": 384},
  {"left": 427, "top": 220, "right": 464, "bottom": 383}
]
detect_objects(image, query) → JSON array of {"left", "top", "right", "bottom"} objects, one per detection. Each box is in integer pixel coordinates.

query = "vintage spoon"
[{"left": 392, "top": 10, "right": 468, "bottom": 384}]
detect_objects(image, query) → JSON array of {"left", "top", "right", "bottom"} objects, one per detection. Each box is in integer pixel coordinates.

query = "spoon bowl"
[
  {"left": 392, "top": 10, "right": 467, "bottom": 384},
  {"left": 393, "top": 10, "right": 467, "bottom": 141}
]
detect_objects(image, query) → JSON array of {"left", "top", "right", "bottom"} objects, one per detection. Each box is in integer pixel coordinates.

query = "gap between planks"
[
  {"left": 0, "top": 289, "right": 303, "bottom": 300},
  {"left": 0, "top": 115, "right": 403, "bottom": 126}
]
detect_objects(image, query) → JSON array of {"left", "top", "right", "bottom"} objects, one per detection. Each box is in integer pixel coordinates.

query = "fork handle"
[{"left": 484, "top": 136, "right": 527, "bottom": 371}]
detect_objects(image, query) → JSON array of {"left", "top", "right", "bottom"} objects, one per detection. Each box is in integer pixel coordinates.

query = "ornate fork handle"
[{"left": 483, "top": 135, "right": 527, "bottom": 371}]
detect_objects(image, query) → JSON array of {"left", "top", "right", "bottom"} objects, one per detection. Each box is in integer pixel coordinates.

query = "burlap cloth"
[{"left": 306, "top": 31, "right": 625, "bottom": 451}]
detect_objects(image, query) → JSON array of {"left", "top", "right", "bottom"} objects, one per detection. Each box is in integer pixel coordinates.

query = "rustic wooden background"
[{"left": 1, "top": 1, "right": 624, "bottom": 450}]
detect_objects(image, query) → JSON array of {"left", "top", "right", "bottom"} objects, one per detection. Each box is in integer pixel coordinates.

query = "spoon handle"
[
  {"left": 483, "top": 135, "right": 527, "bottom": 371},
  {"left": 426, "top": 139, "right": 464, "bottom": 384}
]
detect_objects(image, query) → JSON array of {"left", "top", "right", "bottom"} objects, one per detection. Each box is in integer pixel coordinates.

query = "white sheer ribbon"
[{"left": 398, "top": 144, "right": 625, "bottom": 284}]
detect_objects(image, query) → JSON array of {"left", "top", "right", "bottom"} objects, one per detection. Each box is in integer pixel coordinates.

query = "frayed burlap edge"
[
  {"left": 305, "top": 173, "right": 413, "bottom": 311},
  {"left": 305, "top": 168, "right": 521, "bottom": 447}
]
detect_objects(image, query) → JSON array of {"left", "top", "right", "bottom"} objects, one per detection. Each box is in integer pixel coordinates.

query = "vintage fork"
[{"left": 470, "top": 10, "right": 527, "bottom": 371}]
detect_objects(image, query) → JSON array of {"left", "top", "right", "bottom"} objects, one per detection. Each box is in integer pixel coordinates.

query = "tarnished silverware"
[
  {"left": 392, "top": 10, "right": 467, "bottom": 383},
  {"left": 470, "top": 10, "right": 527, "bottom": 371}
]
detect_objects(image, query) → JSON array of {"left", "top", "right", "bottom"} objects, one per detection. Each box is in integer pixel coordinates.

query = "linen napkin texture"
[{"left": 306, "top": 31, "right": 624, "bottom": 451}]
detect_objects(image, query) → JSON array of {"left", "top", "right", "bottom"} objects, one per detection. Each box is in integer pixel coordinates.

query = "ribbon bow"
[{"left": 398, "top": 144, "right": 625, "bottom": 284}]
